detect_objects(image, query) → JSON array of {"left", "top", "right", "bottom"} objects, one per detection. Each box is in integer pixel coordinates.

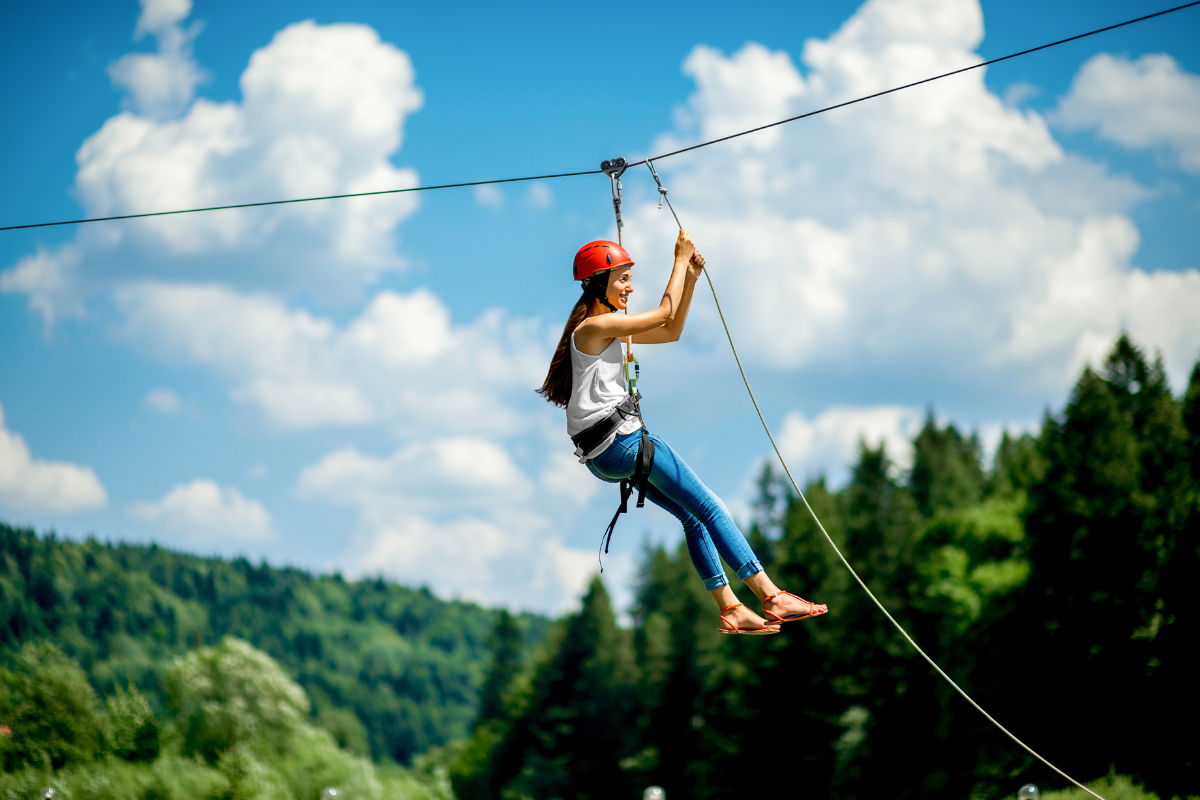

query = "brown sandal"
[
  {"left": 761, "top": 591, "right": 828, "bottom": 624},
  {"left": 717, "top": 603, "right": 780, "bottom": 635}
]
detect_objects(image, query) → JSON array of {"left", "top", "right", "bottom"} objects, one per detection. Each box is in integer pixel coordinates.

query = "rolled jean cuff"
[
  {"left": 736, "top": 560, "right": 764, "bottom": 582},
  {"left": 702, "top": 573, "right": 729, "bottom": 591}
]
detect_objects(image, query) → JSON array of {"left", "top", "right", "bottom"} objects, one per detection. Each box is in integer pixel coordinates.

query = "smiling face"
[{"left": 605, "top": 266, "right": 633, "bottom": 311}]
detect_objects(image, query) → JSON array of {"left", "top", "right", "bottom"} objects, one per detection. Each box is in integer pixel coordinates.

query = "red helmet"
[{"left": 573, "top": 240, "right": 634, "bottom": 283}]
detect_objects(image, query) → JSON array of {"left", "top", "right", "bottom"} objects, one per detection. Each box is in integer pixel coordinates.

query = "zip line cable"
[
  {"left": 2, "top": 0, "right": 1197, "bottom": 233},
  {"left": 643, "top": 159, "right": 1108, "bottom": 800},
  {"left": 630, "top": 0, "right": 1200, "bottom": 168},
  {"left": 0, "top": 171, "right": 600, "bottom": 232}
]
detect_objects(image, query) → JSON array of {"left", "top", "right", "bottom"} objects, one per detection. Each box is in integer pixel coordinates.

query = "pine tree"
[
  {"left": 1150, "top": 355, "right": 1200, "bottom": 796},
  {"left": 1000, "top": 336, "right": 1194, "bottom": 795},
  {"left": 475, "top": 610, "right": 522, "bottom": 728},
  {"left": 910, "top": 410, "right": 986, "bottom": 518},
  {"left": 628, "top": 543, "right": 745, "bottom": 800},
  {"left": 490, "top": 576, "right": 636, "bottom": 800}
]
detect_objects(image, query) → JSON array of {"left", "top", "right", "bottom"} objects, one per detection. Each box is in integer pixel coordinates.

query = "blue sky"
[{"left": 2, "top": 0, "right": 1198, "bottom": 614}]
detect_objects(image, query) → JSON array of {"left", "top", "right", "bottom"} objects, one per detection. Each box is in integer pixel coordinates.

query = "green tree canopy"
[
  {"left": 167, "top": 636, "right": 310, "bottom": 763},
  {"left": 0, "top": 642, "right": 104, "bottom": 771}
]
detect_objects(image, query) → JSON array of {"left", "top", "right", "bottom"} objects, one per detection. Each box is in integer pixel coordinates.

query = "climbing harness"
[
  {"left": 598, "top": 411, "right": 654, "bottom": 570},
  {"left": 640, "top": 158, "right": 1107, "bottom": 800},
  {"left": 570, "top": 374, "right": 654, "bottom": 573}
]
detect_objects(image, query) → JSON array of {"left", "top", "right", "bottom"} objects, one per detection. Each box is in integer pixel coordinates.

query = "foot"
[
  {"left": 719, "top": 603, "right": 780, "bottom": 633},
  {"left": 762, "top": 591, "right": 827, "bottom": 623}
]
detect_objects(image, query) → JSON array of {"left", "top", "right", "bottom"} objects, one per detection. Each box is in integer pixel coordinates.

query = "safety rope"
[
  {"left": 644, "top": 159, "right": 1108, "bottom": 800},
  {"left": 3, "top": 0, "right": 1197, "bottom": 233}
]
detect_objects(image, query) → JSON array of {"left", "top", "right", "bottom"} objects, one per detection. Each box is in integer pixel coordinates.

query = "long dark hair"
[
  {"left": 538, "top": 272, "right": 611, "bottom": 407},
  {"left": 538, "top": 291, "right": 591, "bottom": 407}
]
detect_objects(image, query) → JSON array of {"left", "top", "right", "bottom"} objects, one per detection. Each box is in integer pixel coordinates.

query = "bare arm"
[
  {"left": 574, "top": 230, "right": 696, "bottom": 352},
  {"left": 633, "top": 250, "right": 704, "bottom": 344}
]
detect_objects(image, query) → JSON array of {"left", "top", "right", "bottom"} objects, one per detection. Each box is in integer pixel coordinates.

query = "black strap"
[
  {"left": 599, "top": 401, "right": 654, "bottom": 572},
  {"left": 571, "top": 394, "right": 640, "bottom": 458}
]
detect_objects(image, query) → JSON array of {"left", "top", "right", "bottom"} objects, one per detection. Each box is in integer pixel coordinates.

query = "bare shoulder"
[{"left": 573, "top": 318, "right": 613, "bottom": 356}]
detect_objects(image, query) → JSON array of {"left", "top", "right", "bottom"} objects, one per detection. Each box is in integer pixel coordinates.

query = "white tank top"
[{"left": 567, "top": 332, "right": 642, "bottom": 461}]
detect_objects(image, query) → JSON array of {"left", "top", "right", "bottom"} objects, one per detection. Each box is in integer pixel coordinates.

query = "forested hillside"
[
  {"left": 0, "top": 528, "right": 547, "bottom": 764},
  {"left": 1, "top": 334, "right": 1195, "bottom": 800},
  {"left": 450, "top": 336, "right": 1199, "bottom": 800}
]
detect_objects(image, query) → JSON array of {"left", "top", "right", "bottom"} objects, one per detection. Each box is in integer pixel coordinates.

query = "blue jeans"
[{"left": 587, "top": 429, "right": 763, "bottom": 591}]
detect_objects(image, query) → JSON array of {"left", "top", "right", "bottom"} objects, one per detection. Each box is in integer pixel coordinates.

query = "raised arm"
[
  {"left": 575, "top": 230, "right": 696, "bottom": 350},
  {"left": 632, "top": 249, "right": 704, "bottom": 344}
]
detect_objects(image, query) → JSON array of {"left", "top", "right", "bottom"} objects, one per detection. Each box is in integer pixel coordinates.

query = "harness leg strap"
[{"left": 635, "top": 428, "right": 654, "bottom": 508}]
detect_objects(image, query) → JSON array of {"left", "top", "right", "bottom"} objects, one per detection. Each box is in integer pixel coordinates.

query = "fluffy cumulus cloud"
[
  {"left": 82, "top": 16, "right": 423, "bottom": 266},
  {"left": 1058, "top": 52, "right": 1200, "bottom": 173},
  {"left": 2, "top": 9, "right": 426, "bottom": 324},
  {"left": 108, "top": 0, "right": 207, "bottom": 119},
  {"left": 129, "top": 479, "right": 274, "bottom": 542},
  {"left": 115, "top": 282, "right": 546, "bottom": 432},
  {"left": 624, "top": 0, "right": 1200, "bottom": 396},
  {"left": 0, "top": 4, "right": 596, "bottom": 611},
  {"left": 297, "top": 433, "right": 601, "bottom": 610},
  {"left": 0, "top": 403, "right": 107, "bottom": 514},
  {"left": 0, "top": 247, "right": 84, "bottom": 329},
  {"left": 778, "top": 405, "right": 924, "bottom": 486}
]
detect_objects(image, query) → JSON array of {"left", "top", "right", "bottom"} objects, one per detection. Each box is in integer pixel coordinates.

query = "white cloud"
[
  {"left": 82, "top": 20, "right": 424, "bottom": 265},
  {"left": 1058, "top": 52, "right": 1200, "bottom": 173},
  {"left": 0, "top": 403, "right": 107, "bottom": 514},
  {"left": 297, "top": 436, "right": 600, "bottom": 612},
  {"left": 297, "top": 437, "right": 534, "bottom": 511},
  {"left": 2, "top": 16, "right": 427, "bottom": 324},
  {"left": 778, "top": 405, "right": 924, "bottom": 486},
  {"left": 527, "top": 183, "right": 553, "bottom": 208},
  {"left": 115, "top": 282, "right": 546, "bottom": 432},
  {"left": 0, "top": 247, "right": 83, "bottom": 328},
  {"left": 129, "top": 479, "right": 274, "bottom": 542},
  {"left": 624, "top": 0, "right": 1200, "bottom": 396},
  {"left": 474, "top": 184, "right": 504, "bottom": 208},
  {"left": 143, "top": 388, "right": 184, "bottom": 414},
  {"left": 135, "top": 0, "right": 192, "bottom": 39},
  {"left": 108, "top": 0, "right": 206, "bottom": 119}
]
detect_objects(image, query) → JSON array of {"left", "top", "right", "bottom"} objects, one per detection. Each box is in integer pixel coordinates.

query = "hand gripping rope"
[{"left": 641, "top": 158, "right": 1108, "bottom": 800}]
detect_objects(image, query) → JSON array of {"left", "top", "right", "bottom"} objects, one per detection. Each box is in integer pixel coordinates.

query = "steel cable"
[{"left": 3, "top": 1, "right": 1197, "bottom": 233}]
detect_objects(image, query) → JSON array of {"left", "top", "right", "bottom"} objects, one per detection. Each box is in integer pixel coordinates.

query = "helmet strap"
[{"left": 582, "top": 272, "right": 618, "bottom": 312}]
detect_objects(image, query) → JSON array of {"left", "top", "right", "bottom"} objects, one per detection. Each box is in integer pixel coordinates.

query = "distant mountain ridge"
[{"left": 0, "top": 523, "right": 546, "bottom": 763}]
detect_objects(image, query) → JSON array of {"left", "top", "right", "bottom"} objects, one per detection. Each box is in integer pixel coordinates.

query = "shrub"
[
  {"left": 0, "top": 754, "right": 227, "bottom": 800},
  {"left": 1040, "top": 773, "right": 1187, "bottom": 800},
  {"left": 166, "top": 638, "right": 308, "bottom": 763},
  {"left": 103, "top": 685, "right": 160, "bottom": 763},
  {"left": 0, "top": 643, "right": 103, "bottom": 771}
]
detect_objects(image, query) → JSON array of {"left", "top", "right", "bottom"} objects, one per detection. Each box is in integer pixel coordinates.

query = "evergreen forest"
[
  {"left": 447, "top": 335, "right": 1198, "bottom": 800},
  {"left": 1, "top": 335, "right": 1196, "bottom": 800}
]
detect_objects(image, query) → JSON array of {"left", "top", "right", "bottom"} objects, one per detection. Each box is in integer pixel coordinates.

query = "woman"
[{"left": 538, "top": 230, "right": 828, "bottom": 634}]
